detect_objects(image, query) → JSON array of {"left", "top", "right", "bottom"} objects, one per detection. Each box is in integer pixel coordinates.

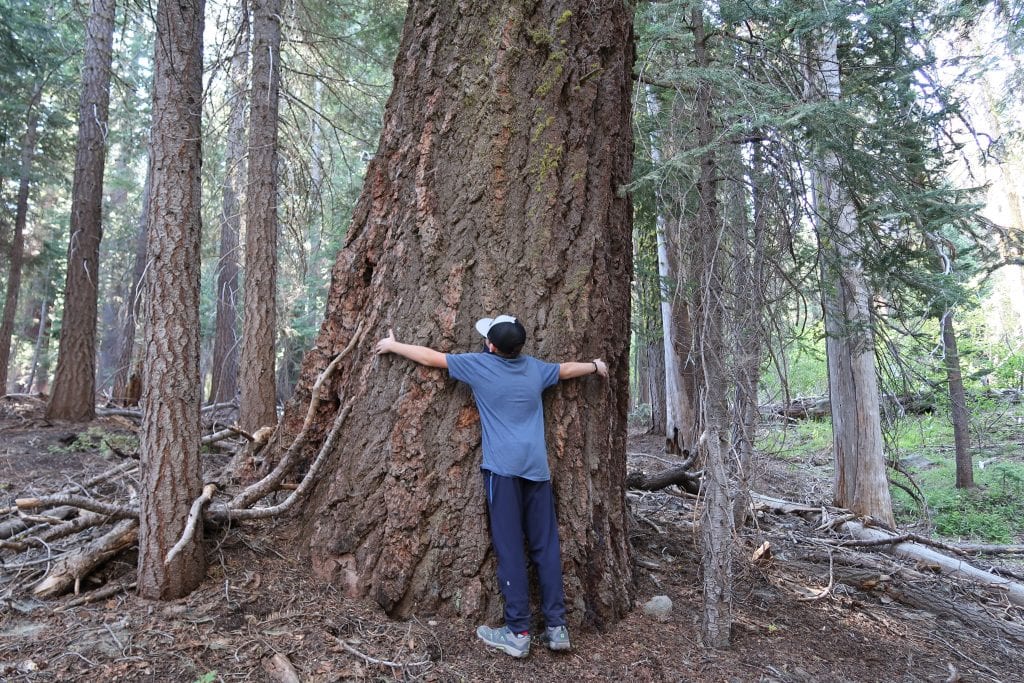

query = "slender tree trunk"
[
  {"left": 689, "top": 6, "right": 735, "bottom": 649},
  {"left": 238, "top": 0, "right": 281, "bottom": 431},
  {"left": 729, "top": 143, "right": 769, "bottom": 528},
  {"left": 645, "top": 87, "right": 696, "bottom": 451},
  {"left": 209, "top": 0, "right": 249, "bottom": 405},
  {"left": 110, "top": 169, "right": 151, "bottom": 406},
  {"left": 136, "top": 0, "right": 206, "bottom": 600},
  {"left": 97, "top": 154, "right": 133, "bottom": 393},
  {"left": 940, "top": 311, "right": 973, "bottom": 488},
  {"left": 0, "top": 82, "right": 44, "bottom": 394},
  {"left": 27, "top": 285, "right": 51, "bottom": 394},
  {"left": 280, "top": 0, "right": 634, "bottom": 627},
  {"left": 647, "top": 338, "right": 666, "bottom": 434},
  {"left": 47, "top": 0, "right": 116, "bottom": 421},
  {"left": 805, "top": 32, "right": 895, "bottom": 526}
]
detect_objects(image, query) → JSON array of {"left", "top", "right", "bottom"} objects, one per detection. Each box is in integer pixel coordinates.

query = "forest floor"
[{"left": 2, "top": 396, "right": 1023, "bottom": 682}]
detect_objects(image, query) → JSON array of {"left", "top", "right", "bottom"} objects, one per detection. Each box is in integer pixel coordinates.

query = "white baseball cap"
[{"left": 474, "top": 314, "right": 519, "bottom": 338}]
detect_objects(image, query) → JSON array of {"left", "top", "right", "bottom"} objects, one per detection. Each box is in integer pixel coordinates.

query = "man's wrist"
[{"left": 592, "top": 361, "right": 599, "bottom": 374}]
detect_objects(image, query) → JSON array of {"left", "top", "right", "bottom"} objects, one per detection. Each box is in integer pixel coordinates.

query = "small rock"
[{"left": 643, "top": 595, "right": 673, "bottom": 622}]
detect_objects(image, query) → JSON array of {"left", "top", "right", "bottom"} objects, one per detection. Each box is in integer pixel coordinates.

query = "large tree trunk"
[
  {"left": 47, "top": 0, "right": 116, "bottom": 421},
  {"left": 805, "top": 33, "right": 895, "bottom": 526},
  {"left": 280, "top": 0, "right": 634, "bottom": 628},
  {"left": 209, "top": 0, "right": 249, "bottom": 405},
  {"left": 238, "top": 0, "right": 281, "bottom": 431},
  {"left": 0, "top": 82, "right": 43, "bottom": 394},
  {"left": 136, "top": 0, "right": 206, "bottom": 600}
]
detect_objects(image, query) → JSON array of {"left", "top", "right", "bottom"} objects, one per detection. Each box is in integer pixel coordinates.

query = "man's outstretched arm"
[
  {"left": 559, "top": 358, "right": 608, "bottom": 380},
  {"left": 374, "top": 328, "right": 448, "bottom": 368}
]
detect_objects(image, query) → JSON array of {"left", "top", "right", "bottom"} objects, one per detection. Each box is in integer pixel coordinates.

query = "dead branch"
[
  {"left": 788, "top": 551, "right": 1024, "bottom": 646},
  {"left": 16, "top": 495, "right": 137, "bottom": 519},
  {"left": 210, "top": 402, "right": 353, "bottom": 522},
  {"left": 16, "top": 506, "right": 78, "bottom": 526},
  {"left": 333, "top": 635, "right": 430, "bottom": 669},
  {"left": 952, "top": 544, "right": 1024, "bottom": 555},
  {"left": 32, "top": 518, "right": 139, "bottom": 598},
  {"left": 201, "top": 426, "right": 252, "bottom": 446},
  {"left": 1, "top": 507, "right": 78, "bottom": 544},
  {"left": 757, "top": 492, "right": 1024, "bottom": 608},
  {"left": 56, "top": 581, "right": 136, "bottom": 611},
  {"left": 164, "top": 483, "right": 218, "bottom": 565},
  {"left": 201, "top": 400, "right": 239, "bottom": 414},
  {"left": 78, "top": 460, "right": 139, "bottom": 489},
  {"left": 841, "top": 520, "right": 1024, "bottom": 607},
  {"left": 228, "top": 322, "right": 365, "bottom": 510},
  {"left": 95, "top": 408, "right": 141, "bottom": 419},
  {"left": 39, "top": 511, "right": 106, "bottom": 543}
]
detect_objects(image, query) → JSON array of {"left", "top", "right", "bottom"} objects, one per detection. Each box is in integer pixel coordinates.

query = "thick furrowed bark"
[{"left": 278, "top": 0, "right": 635, "bottom": 628}]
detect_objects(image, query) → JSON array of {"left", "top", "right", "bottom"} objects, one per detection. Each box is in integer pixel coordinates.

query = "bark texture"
[
  {"left": 136, "top": 0, "right": 206, "bottom": 600},
  {"left": 0, "top": 83, "right": 43, "bottom": 394},
  {"left": 209, "top": 0, "right": 249, "bottom": 405},
  {"left": 689, "top": 7, "right": 735, "bottom": 648},
  {"left": 941, "top": 312, "right": 973, "bottom": 488},
  {"left": 110, "top": 170, "right": 150, "bottom": 406},
  {"left": 238, "top": 0, "right": 281, "bottom": 430},
  {"left": 47, "top": 0, "right": 116, "bottom": 421},
  {"left": 282, "top": 0, "right": 635, "bottom": 628},
  {"left": 805, "top": 32, "right": 894, "bottom": 526}
]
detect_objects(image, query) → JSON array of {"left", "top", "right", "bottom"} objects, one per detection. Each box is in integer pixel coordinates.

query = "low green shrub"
[{"left": 893, "top": 460, "right": 1024, "bottom": 543}]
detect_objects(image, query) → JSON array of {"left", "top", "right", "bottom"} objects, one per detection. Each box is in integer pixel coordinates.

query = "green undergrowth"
[
  {"left": 48, "top": 426, "right": 138, "bottom": 457},
  {"left": 758, "top": 418, "right": 832, "bottom": 461},
  {"left": 892, "top": 460, "right": 1024, "bottom": 543},
  {"left": 759, "top": 410, "right": 1024, "bottom": 543}
]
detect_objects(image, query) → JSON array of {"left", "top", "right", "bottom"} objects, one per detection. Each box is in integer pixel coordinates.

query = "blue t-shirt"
[{"left": 446, "top": 352, "right": 561, "bottom": 481}]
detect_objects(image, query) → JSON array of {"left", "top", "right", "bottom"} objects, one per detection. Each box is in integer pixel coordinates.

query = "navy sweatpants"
[{"left": 483, "top": 470, "right": 567, "bottom": 633}]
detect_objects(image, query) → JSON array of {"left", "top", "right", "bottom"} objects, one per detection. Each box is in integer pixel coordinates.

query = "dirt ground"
[{"left": 2, "top": 397, "right": 1023, "bottom": 682}]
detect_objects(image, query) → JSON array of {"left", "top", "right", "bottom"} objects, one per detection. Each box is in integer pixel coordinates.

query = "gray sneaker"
[
  {"left": 476, "top": 625, "right": 530, "bottom": 658},
  {"left": 544, "top": 625, "right": 571, "bottom": 651}
]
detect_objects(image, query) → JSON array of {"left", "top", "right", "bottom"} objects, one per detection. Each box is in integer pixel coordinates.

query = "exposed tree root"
[
  {"left": 0, "top": 325, "right": 369, "bottom": 600},
  {"left": 164, "top": 483, "right": 217, "bottom": 565}
]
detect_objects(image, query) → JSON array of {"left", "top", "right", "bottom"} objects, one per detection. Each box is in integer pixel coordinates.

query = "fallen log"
[
  {"left": 840, "top": 520, "right": 1024, "bottom": 608},
  {"left": 789, "top": 551, "right": 1024, "bottom": 646},
  {"left": 952, "top": 543, "right": 1024, "bottom": 556},
  {"left": 0, "top": 506, "right": 76, "bottom": 539},
  {"left": 16, "top": 495, "right": 137, "bottom": 519},
  {"left": 626, "top": 465, "right": 701, "bottom": 495},
  {"left": 32, "top": 518, "right": 139, "bottom": 598},
  {"left": 627, "top": 449, "right": 700, "bottom": 495},
  {"left": 755, "top": 493, "right": 1024, "bottom": 608}
]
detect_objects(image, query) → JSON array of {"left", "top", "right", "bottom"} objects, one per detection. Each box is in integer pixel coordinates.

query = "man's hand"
[
  {"left": 374, "top": 328, "right": 397, "bottom": 355},
  {"left": 373, "top": 329, "right": 448, "bottom": 368},
  {"left": 592, "top": 358, "right": 608, "bottom": 378}
]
